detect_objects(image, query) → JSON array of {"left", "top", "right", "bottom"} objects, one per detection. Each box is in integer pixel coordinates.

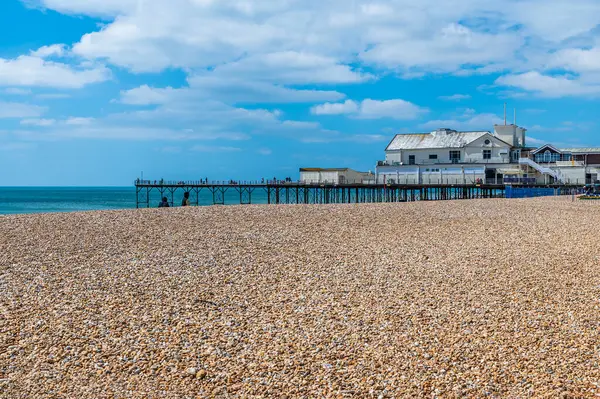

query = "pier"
[{"left": 134, "top": 180, "right": 513, "bottom": 208}]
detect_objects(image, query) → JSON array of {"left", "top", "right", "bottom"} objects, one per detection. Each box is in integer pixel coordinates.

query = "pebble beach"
[{"left": 2, "top": 197, "right": 600, "bottom": 398}]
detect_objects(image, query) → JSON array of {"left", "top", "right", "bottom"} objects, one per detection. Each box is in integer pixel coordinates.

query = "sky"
[{"left": 2, "top": 0, "right": 600, "bottom": 186}]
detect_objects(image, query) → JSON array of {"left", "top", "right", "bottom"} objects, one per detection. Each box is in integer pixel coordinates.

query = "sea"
[{"left": 0, "top": 187, "right": 270, "bottom": 215}]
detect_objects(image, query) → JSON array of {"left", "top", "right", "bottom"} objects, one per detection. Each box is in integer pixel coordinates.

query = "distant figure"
[
  {"left": 158, "top": 197, "right": 170, "bottom": 208},
  {"left": 182, "top": 192, "right": 191, "bottom": 207}
]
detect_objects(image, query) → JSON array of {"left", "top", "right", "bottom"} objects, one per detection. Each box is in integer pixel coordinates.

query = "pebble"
[{"left": 2, "top": 197, "right": 600, "bottom": 397}]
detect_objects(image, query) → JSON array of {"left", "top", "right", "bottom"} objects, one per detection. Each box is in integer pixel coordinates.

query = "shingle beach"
[{"left": 2, "top": 197, "right": 600, "bottom": 398}]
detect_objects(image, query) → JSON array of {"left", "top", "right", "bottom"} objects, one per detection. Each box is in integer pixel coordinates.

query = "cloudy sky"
[{"left": 2, "top": 0, "right": 600, "bottom": 185}]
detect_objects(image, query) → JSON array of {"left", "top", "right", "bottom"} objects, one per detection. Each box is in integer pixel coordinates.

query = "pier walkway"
[{"left": 134, "top": 180, "right": 511, "bottom": 208}]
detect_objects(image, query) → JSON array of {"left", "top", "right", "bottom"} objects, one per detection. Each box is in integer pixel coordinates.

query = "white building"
[
  {"left": 299, "top": 168, "right": 374, "bottom": 184},
  {"left": 523, "top": 145, "right": 600, "bottom": 185},
  {"left": 377, "top": 127, "right": 520, "bottom": 185},
  {"left": 301, "top": 122, "right": 599, "bottom": 187}
]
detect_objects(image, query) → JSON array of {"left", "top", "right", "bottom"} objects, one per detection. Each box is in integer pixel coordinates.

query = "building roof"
[
  {"left": 385, "top": 130, "right": 492, "bottom": 151},
  {"left": 560, "top": 148, "right": 600, "bottom": 154},
  {"left": 531, "top": 144, "right": 562, "bottom": 154},
  {"left": 300, "top": 168, "right": 374, "bottom": 175},
  {"left": 299, "top": 168, "right": 350, "bottom": 172}
]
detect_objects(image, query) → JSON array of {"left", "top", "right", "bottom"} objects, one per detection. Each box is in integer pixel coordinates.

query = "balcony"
[
  {"left": 504, "top": 177, "right": 537, "bottom": 184},
  {"left": 378, "top": 158, "right": 510, "bottom": 167},
  {"left": 377, "top": 160, "right": 402, "bottom": 166}
]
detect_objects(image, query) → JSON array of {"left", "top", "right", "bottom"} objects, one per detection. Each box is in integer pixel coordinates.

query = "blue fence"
[{"left": 505, "top": 186, "right": 558, "bottom": 199}]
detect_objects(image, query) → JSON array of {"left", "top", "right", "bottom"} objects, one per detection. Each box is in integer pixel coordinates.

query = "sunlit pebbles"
[{"left": 1, "top": 197, "right": 600, "bottom": 398}]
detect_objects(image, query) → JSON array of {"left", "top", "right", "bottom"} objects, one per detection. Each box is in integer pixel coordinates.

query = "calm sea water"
[{"left": 0, "top": 187, "right": 270, "bottom": 215}]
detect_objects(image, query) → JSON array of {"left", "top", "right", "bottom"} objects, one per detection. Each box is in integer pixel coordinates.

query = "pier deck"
[{"left": 134, "top": 180, "right": 513, "bottom": 208}]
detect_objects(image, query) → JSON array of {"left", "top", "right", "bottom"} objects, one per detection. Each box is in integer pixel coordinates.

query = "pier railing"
[
  {"left": 134, "top": 180, "right": 510, "bottom": 208},
  {"left": 134, "top": 179, "right": 380, "bottom": 186}
]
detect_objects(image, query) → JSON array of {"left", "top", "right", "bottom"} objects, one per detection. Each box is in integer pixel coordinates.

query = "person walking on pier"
[
  {"left": 182, "top": 192, "right": 191, "bottom": 207},
  {"left": 158, "top": 197, "right": 170, "bottom": 208}
]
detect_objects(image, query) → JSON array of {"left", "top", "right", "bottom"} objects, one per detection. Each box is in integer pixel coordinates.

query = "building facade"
[
  {"left": 525, "top": 145, "right": 600, "bottom": 185},
  {"left": 301, "top": 123, "right": 599, "bottom": 187},
  {"left": 299, "top": 168, "right": 374, "bottom": 184},
  {"left": 376, "top": 127, "right": 519, "bottom": 185}
]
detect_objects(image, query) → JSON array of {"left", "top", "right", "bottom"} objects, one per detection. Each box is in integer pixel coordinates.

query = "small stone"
[
  {"left": 186, "top": 367, "right": 197, "bottom": 376},
  {"left": 196, "top": 370, "right": 207, "bottom": 379}
]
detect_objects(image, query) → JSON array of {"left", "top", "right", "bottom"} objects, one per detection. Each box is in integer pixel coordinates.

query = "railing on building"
[
  {"left": 377, "top": 159, "right": 511, "bottom": 166},
  {"left": 503, "top": 177, "right": 537, "bottom": 184}
]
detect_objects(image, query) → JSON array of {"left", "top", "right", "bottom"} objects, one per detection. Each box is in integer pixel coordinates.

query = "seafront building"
[
  {"left": 377, "top": 125, "right": 522, "bottom": 185},
  {"left": 299, "top": 168, "right": 374, "bottom": 184},
  {"left": 301, "top": 123, "right": 600, "bottom": 186},
  {"left": 376, "top": 124, "right": 600, "bottom": 185}
]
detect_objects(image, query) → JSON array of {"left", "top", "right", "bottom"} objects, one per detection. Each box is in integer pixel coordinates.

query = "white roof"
[
  {"left": 386, "top": 130, "right": 491, "bottom": 151},
  {"left": 560, "top": 148, "right": 600, "bottom": 154}
]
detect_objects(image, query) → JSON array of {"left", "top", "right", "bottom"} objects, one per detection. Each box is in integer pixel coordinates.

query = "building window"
[
  {"left": 408, "top": 155, "right": 416, "bottom": 165},
  {"left": 429, "top": 154, "right": 438, "bottom": 160},
  {"left": 484, "top": 139, "right": 491, "bottom": 145},
  {"left": 449, "top": 151, "right": 461, "bottom": 163},
  {"left": 483, "top": 150, "right": 492, "bottom": 160}
]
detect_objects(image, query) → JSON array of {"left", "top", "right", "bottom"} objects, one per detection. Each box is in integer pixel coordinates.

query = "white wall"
[
  {"left": 552, "top": 166, "right": 586, "bottom": 185},
  {"left": 376, "top": 166, "right": 486, "bottom": 185},
  {"left": 494, "top": 125, "right": 517, "bottom": 147},
  {"left": 385, "top": 150, "right": 402, "bottom": 163},
  {"left": 300, "top": 170, "right": 373, "bottom": 184},
  {"left": 300, "top": 171, "right": 341, "bottom": 183},
  {"left": 344, "top": 170, "right": 373, "bottom": 183},
  {"left": 464, "top": 135, "right": 510, "bottom": 163}
]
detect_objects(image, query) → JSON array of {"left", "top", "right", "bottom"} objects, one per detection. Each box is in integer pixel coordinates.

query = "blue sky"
[{"left": 2, "top": 0, "right": 600, "bottom": 185}]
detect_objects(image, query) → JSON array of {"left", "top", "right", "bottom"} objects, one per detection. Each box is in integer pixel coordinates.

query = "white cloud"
[
  {"left": 346, "top": 134, "right": 388, "bottom": 143},
  {"left": 311, "top": 99, "right": 427, "bottom": 120},
  {"left": 31, "top": 44, "right": 66, "bottom": 58},
  {"left": 13, "top": 126, "right": 249, "bottom": 141},
  {"left": 0, "top": 142, "right": 35, "bottom": 151},
  {"left": 65, "top": 117, "right": 95, "bottom": 125},
  {"left": 509, "top": 0, "right": 600, "bottom": 42},
  {"left": 526, "top": 136, "right": 549, "bottom": 145},
  {"left": 207, "top": 52, "right": 372, "bottom": 85},
  {"left": 120, "top": 80, "right": 344, "bottom": 106},
  {"left": 258, "top": 148, "right": 272, "bottom": 155},
  {"left": 0, "top": 102, "right": 46, "bottom": 118},
  {"left": 0, "top": 54, "right": 111, "bottom": 89},
  {"left": 311, "top": 100, "right": 358, "bottom": 115},
  {"left": 30, "top": 0, "right": 138, "bottom": 17},
  {"left": 191, "top": 145, "right": 242, "bottom": 152},
  {"left": 496, "top": 71, "right": 600, "bottom": 97},
  {"left": 438, "top": 94, "right": 471, "bottom": 101},
  {"left": 119, "top": 85, "right": 176, "bottom": 105},
  {"left": 36, "top": 93, "right": 71, "bottom": 99},
  {"left": 361, "top": 23, "right": 522, "bottom": 74},
  {"left": 20, "top": 118, "right": 55, "bottom": 126},
  {"left": 27, "top": 0, "right": 600, "bottom": 82},
  {"left": 358, "top": 99, "right": 428, "bottom": 120},
  {"left": 419, "top": 112, "right": 503, "bottom": 130},
  {"left": 4, "top": 88, "right": 32, "bottom": 95}
]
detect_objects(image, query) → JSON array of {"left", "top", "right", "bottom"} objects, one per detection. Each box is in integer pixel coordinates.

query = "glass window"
[
  {"left": 544, "top": 150, "right": 551, "bottom": 163},
  {"left": 449, "top": 151, "right": 461, "bottom": 163},
  {"left": 429, "top": 154, "right": 438, "bottom": 160},
  {"left": 408, "top": 155, "right": 416, "bottom": 165},
  {"left": 483, "top": 150, "right": 492, "bottom": 160}
]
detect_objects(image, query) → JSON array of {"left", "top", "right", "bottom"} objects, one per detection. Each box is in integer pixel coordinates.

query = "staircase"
[{"left": 519, "top": 158, "right": 563, "bottom": 183}]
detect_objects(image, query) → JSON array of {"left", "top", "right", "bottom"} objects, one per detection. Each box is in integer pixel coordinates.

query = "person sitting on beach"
[
  {"left": 158, "top": 197, "right": 170, "bottom": 208},
  {"left": 182, "top": 192, "right": 191, "bottom": 207}
]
